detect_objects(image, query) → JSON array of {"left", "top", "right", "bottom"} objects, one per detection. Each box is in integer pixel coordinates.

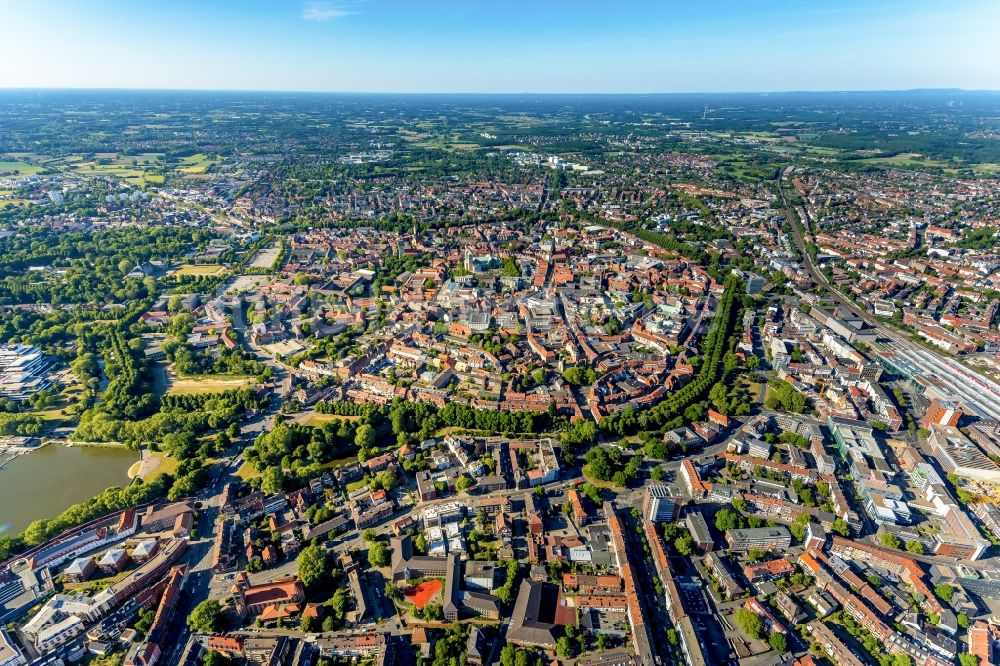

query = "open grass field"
[
  {"left": 412, "top": 139, "right": 479, "bottom": 152},
  {"left": 802, "top": 145, "right": 843, "bottom": 156},
  {"left": 2, "top": 152, "right": 171, "bottom": 186},
  {"left": 0, "top": 160, "right": 44, "bottom": 176},
  {"left": 44, "top": 154, "right": 84, "bottom": 165},
  {"left": 496, "top": 114, "right": 547, "bottom": 127},
  {"left": 491, "top": 144, "right": 535, "bottom": 152},
  {"left": 171, "top": 264, "right": 228, "bottom": 277},
  {"left": 67, "top": 161, "right": 164, "bottom": 186},
  {"left": 404, "top": 580, "right": 442, "bottom": 609},
  {"left": 857, "top": 153, "right": 951, "bottom": 169},
  {"left": 166, "top": 375, "right": 255, "bottom": 395},
  {"left": 346, "top": 478, "right": 368, "bottom": 493},
  {"left": 972, "top": 163, "right": 1000, "bottom": 175},
  {"left": 178, "top": 153, "right": 217, "bottom": 174}
]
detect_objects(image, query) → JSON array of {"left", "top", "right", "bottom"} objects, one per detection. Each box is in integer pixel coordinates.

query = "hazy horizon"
[
  {"left": 2, "top": 0, "right": 998, "bottom": 93},
  {"left": 2, "top": 87, "right": 999, "bottom": 96}
]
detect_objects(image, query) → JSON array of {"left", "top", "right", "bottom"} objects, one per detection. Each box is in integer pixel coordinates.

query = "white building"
[
  {"left": 0, "top": 345, "right": 53, "bottom": 401},
  {"left": 21, "top": 595, "right": 97, "bottom": 653},
  {"left": 0, "top": 630, "right": 26, "bottom": 666}
]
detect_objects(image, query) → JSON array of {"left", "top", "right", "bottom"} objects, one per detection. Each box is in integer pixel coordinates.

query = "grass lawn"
[
  {"left": 88, "top": 654, "right": 127, "bottom": 666},
  {"left": 295, "top": 412, "right": 360, "bottom": 427},
  {"left": 171, "top": 264, "right": 228, "bottom": 277},
  {"left": 166, "top": 375, "right": 255, "bottom": 395},
  {"left": 236, "top": 460, "right": 261, "bottom": 481},
  {"left": 433, "top": 426, "right": 467, "bottom": 437},
  {"left": 130, "top": 452, "right": 179, "bottom": 480},
  {"left": 346, "top": 478, "right": 368, "bottom": 493},
  {"left": 61, "top": 569, "right": 129, "bottom": 595},
  {"left": 412, "top": 140, "right": 479, "bottom": 152},
  {"left": 318, "top": 455, "right": 359, "bottom": 474},
  {"left": 35, "top": 407, "right": 76, "bottom": 430}
]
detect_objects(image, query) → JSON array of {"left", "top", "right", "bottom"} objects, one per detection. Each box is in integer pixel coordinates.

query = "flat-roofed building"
[
  {"left": 930, "top": 424, "right": 1000, "bottom": 482},
  {"left": 642, "top": 484, "right": 679, "bottom": 523},
  {"left": 0, "top": 629, "right": 26, "bottom": 666},
  {"left": 685, "top": 511, "right": 714, "bottom": 551},
  {"left": 465, "top": 561, "right": 496, "bottom": 591},
  {"left": 725, "top": 527, "right": 791, "bottom": 552},
  {"left": 22, "top": 597, "right": 90, "bottom": 653},
  {"left": 0, "top": 345, "right": 53, "bottom": 401},
  {"left": 315, "top": 633, "right": 385, "bottom": 658}
]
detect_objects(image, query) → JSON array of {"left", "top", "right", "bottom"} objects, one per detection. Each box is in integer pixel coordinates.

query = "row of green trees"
[
  {"left": 316, "top": 397, "right": 555, "bottom": 443},
  {"left": 600, "top": 273, "right": 743, "bottom": 435},
  {"left": 75, "top": 389, "right": 264, "bottom": 446},
  {"left": 100, "top": 328, "right": 156, "bottom": 420}
]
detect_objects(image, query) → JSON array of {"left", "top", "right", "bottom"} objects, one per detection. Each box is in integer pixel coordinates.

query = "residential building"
[
  {"left": 0, "top": 630, "right": 25, "bottom": 666},
  {"left": 725, "top": 527, "right": 792, "bottom": 552},
  {"left": 642, "top": 484, "right": 679, "bottom": 523},
  {"left": 685, "top": 511, "right": 714, "bottom": 551}
]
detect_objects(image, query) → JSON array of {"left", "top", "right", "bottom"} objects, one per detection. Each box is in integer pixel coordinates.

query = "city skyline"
[{"left": 2, "top": 0, "right": 999, "bottom": 93}]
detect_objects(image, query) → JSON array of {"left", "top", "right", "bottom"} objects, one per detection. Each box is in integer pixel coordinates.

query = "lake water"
[{"left": 0, "top": 444, "right": 137, "bottom": 537}]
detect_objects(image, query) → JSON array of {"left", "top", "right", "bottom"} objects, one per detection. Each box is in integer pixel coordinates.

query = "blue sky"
[{"left": 1, "top": 0, "right": 998, "bottom": 93}]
